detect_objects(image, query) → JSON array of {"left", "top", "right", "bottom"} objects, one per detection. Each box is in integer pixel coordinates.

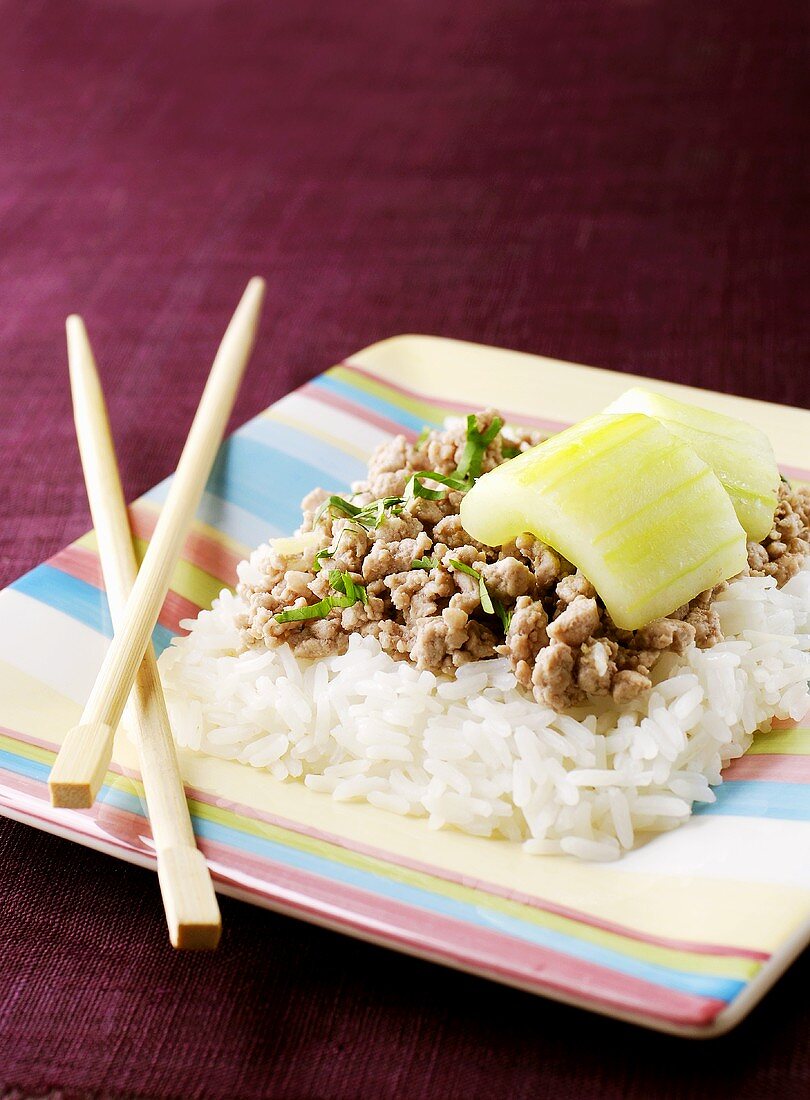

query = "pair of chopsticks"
[{"left": 48, "top": 277, "right": 266, "bottom": 949}]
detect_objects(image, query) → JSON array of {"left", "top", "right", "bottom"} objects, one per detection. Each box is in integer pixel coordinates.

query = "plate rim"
[{"left": 3, "top": 331, "right": 809, "bottom": 1038}]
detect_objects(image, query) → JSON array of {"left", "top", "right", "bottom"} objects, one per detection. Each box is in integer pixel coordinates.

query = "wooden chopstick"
[
  {"left": 63, "top": 316, "right": 221, "bottom": 948},
  {"left": 49, "top": 276, "right": 265, "bottom": 809}
]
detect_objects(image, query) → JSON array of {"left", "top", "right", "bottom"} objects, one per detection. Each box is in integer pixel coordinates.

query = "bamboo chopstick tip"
[
  {"left": 48, "top": 721, "right": 113, "bottom": 807},
  {"left": 65, "top": 314, "right": 89, "bottom": 344},
  {"left": 48, "top": 779, "right": 95, "bottom": 810},
  {"left": 158, "top": 847, "right": 222, "bottom": 951},
  {"left": 171, "top": 920, "right": 223, "bottom": 951},
  {"left": 238, "top": 277, "right": 266, "bottom": 317}
]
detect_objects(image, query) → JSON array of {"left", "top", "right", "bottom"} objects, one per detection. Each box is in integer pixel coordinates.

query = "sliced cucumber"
[
  {"left": 459, "top": 412, "right": 747, "bottom": 630},
  {"left": 604, "top": 387, "right": 779, "bottom": 541}
]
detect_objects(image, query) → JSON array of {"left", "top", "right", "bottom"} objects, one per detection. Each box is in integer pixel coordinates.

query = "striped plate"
[{"left": 2, "top": 335, "right": 809, "bottom": 1037}]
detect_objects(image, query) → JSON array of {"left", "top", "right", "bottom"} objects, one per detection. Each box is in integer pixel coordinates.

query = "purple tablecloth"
[{"left": 1, "top": 2, "right": 808, "bottom": 1096}]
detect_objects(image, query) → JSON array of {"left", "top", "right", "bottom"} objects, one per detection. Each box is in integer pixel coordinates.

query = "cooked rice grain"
[{"left": 156, "top": 565, "right": 810, "bottom": 860}]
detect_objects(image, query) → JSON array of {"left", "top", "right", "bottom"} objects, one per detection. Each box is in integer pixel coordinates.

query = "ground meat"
[
  {"left": 514, "top": 534, "right": 564, "bottom": 588},
  {"left": 747, "top": 483, "right": 810, "bottom": 587},
  {"left": 577, "top": 638, "right": 619, "bottom": 696},
  {"left": 480, "top": 557, "right": 537, "bottom": 601},
  {"left": 556, "top": 571, "right": 597, "bottom": 605},
  {"left": 635, "top": 617, "right": 696, "bottom": 653},
  {"left": 433, "top": 514, "right": 491, "bottom": 553},
  {"left": 329, "top": 524, "right": 369, "bottom": 573},
  {"left": 362, "top": 532, "right": 432, "bottom": 582},
  {"left": 684, "top": 604, "right": 723, "bottom": 648},
  {"left": 532, "top": 644, "right": 583, "bottom": 711},
  {"left": 503, "top": 596, "right": 549, "bottom": 688},
  {"left": 612, "top": 669, "right": 653, "bottom": 705},
  {"left": 547, "top": 596, "right": 601, "bottom": 647},
  {"left": 237, "top": 413, "right": 808, "bottom": 712}
]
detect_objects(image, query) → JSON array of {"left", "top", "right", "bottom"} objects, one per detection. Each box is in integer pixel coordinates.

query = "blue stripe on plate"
[
  {"left": 0, "top": 748, "right": 739, "bottom": 1005},
  {"left": 143, "top": 486, "right": 284, "bottom": 547},
  {"left": 695, "top": 781, "right": 810, "bottom": 821},
  {"left": 315, "top": 374, "right": 442, "bottom": 434},
  {"left": 145, "top": 439, "right": 350, "bottom": 536},
  {"left": 207, "top": 436, "right": 349, "bottom": 525},
  {"left": 10, "top": 566, "right": 174, "bottom": 655},
  {"left": 238, "top": 416, "right": 367, "bottom": 486}
]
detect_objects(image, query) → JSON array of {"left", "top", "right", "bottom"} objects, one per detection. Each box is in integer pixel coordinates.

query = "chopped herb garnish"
[
  {"left": 454, "top": 414, "right": 504, "bottom": 483},
  {"left": 353, "top": 496, "right": 405, "bottom": 528},
  {"left": 492, "top": 597, "right": 512, "bottom": 634},
  {"left": 274, "top": 569, "right": 367, "bottom": 622},
  {"left": 411, "top": 556, "right": 437, "bottom": 569},
  {"left": 415, "top": 425, "right": 431, "bottom": 448},
  {"left": 274, "top": 597, "right": 348, "bottom": 623},
  {"left": 501, "top": 442, "right": 521, "bottom": 460},
  {"left": 312, "top": 545, "right": 335, "bottom": 573},
  {"left": 312, "top": 526, "right": 353, "bottom": 573},
  {"left": 405, "top": 415, "right": 505, "bottom": 501},
  {"left": 313, "top": 495, "right": 363, "bottom": 526},
  {"left": 315, "top": 493, "right": 405, "bottom": 531},
  {"left": 329, "top": 569, "right": 368, "bottom": 605},
  {"left": 405, "top": 470, "right": 467, "bottom": 500}
]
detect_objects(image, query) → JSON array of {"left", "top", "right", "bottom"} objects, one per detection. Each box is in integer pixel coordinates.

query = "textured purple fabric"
[{"left": 0, "top": 1, "right": 808, "bottom": 1096}]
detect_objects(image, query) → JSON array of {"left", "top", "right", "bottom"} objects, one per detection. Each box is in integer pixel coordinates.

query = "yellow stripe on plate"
[
  {"left": 747, "top": 728, "right": 810, "bottom": 755},
  {"left": 328, "top": 364, "right": 454, "bottom": 424},
  {"left": 263, "top": 408, "right": 372, "bottom": 463}
]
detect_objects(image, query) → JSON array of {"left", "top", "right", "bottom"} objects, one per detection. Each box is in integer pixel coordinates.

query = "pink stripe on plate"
[
  {"left": 189, "top": 784, "right": 769, "bottom": 962},
  {"left": 779, "top": 463, "right": 810, "bottom": 482},
  {"left": 128, "top": 502, "right": 241, "bottom": 586},
  {"left": 199, "top": 836, "right": 728, "bottom": 1028},
  {"left": 723, "top": 755, "right": 810, "bottom": 783},
  {"left": 47, "top": 545, "right": 200, "bottom": 633},
  {"left": 342, "top": 361, "right": 566, "bottom": 434},
  {"left": 343, "top": 361, "right": 810, "bottom": 482},
  {"left": 302, "top": 380, "right": 421, "bottom": 440}
]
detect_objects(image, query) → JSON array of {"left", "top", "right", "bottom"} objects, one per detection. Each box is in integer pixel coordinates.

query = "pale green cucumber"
[
  {"left": 604, "top": 387, "right": 779, "bottom": 541},
  {"left": 459, "top": 412, "right": 747, "bottom": 629}
]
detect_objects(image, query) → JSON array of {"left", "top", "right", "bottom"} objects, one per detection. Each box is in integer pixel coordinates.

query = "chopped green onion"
[
  {"left": 492, "top": 597, "right": 512, "bottom": 634},
  {"left": 454, "top": 414, "right": 504, "bottom": 483},
  {"left": 405, "top": 470, "right": 467, "bottom": 500},
  {"left": 353, "top": 496, "right": 405, "bottom": 528},
  {"left": 329, "top": 569, "right": 368, "bottom": 605},
  {"left": 411, "top": 556, "right": 437, "bottom": 570},
  {"left": 273, "top": 597, "right": 348, "bottom": 623},
  {"left": 415, "top": 426, "right": 431, "bottom": 448},
  {"left": 274, "top": 570, "right": 367, "bottom": 622},
  {"left": 313, "top": 495, "right": 363, "bottom": 527},
  {"left": 501, "top": 442, "right": 521, "bottom": 460}
]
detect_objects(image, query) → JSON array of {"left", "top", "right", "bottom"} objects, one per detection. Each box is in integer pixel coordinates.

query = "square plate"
[{"left": 2, "top": 335, "right": 809, "bottom": 1037}]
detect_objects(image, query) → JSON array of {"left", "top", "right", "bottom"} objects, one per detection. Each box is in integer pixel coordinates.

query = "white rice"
[{"left": 156, "top": 562, "right": 810, "bottom": 861}]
